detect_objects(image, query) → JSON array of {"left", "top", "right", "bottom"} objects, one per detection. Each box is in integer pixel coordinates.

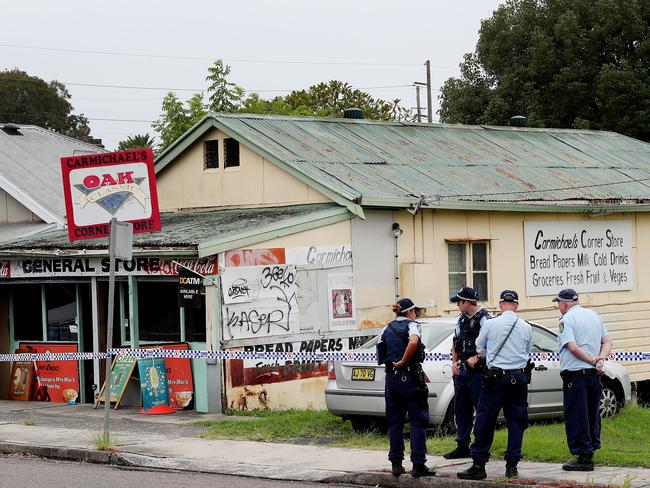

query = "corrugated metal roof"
[
  {"left": 0, "top": 203, "right": 341, "bottom": 253},
  {"left": 167, "top": 114, "right": 650, "bottom": 208},
  {"left": 0, "top": 124, "right": 102, "bottom": 224}
]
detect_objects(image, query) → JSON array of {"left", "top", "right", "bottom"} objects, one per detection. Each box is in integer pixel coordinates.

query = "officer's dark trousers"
[
  {"left": 563, "top": 374, "right": 602, "bottom": 456},
  {"left": 453, "top": 368, "right": 482, "bottom": 448},
  {"left": 471, "top": 372, "right": 528, "bottom": 465},
  {"left": 385, "top": 371, "right": 429, "bottom": 465}
]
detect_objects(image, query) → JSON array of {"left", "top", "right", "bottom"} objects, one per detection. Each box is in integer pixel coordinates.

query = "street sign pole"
[{"left": 103, "top": 218, "right": 117, "bottom": 439}]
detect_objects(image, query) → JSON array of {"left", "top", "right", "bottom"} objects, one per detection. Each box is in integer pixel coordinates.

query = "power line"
[
  {"left": 0, "top": 112, "right": 153, "bottom": 123},
  {"left": 0, "top": 43, "right": 458, "bottom": 69},
  {"left": 0, "top": 76, "right": 417, "bottom": 93}
]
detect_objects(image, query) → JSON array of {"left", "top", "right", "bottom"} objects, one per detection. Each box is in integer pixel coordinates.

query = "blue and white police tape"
[
  {"left": 0, "top": 351, "right": 110, "bottom": 362},
  {"left": 0, "top": 349, "right": 649, "bottom": 363}
]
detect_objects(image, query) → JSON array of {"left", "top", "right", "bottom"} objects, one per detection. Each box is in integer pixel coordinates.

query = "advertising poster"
[
  {"left": 20, "top": 343, "right": 80, "bottom": 403},
  {"left": 143, "top": 344, "right": 194, "bottom": 410},
  {"left": 178, "top": 267, "right": 202, "bottom": 308},
  {"left": 327, "top": 273, "right": 357, "bottom": 329},
  {"left": 524, "top": 221, "right": 633, "bottom": 296},
  {"left": 95, "top": 353, "right": 138, "bottom": 408},
  {"left": 60, "top": 148, "right": 160, "bottom": 241},
  {"left": 138, "top": 357, "right": 171, "bottom": 411}
]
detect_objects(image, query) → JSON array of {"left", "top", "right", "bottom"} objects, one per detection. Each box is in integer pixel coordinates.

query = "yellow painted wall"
[
  {"left": 226, "top": 377, "right": 328, "bottom": 411},
  {"left": 0, "top": 190, "right": 39, "bottom": 223},
  {"left": 393, "top": 208, "right": 650, "bottom": 381},
  {"left": 156, "top": 128, "right": 330, "bottom": 211},
  {"left": 242, "top": 220, "right": 352, "bottom": 249}
]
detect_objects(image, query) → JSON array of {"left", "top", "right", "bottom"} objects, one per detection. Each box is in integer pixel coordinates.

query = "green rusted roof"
[
  {"left": 155, "top": 114, "right": 650, "bottom": 213},
  {"left": 0, "top": 203, "right": 352, "bottom": 256}
]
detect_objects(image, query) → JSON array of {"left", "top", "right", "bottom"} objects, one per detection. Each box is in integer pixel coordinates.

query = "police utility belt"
[
  {"left": 560, "top": 368, "right": 598, "bottom": 378},
  {"left": 385, "top": 363, "right": 420, "bottom": 374}
]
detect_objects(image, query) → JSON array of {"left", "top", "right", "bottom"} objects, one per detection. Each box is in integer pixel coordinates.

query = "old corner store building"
[{"left": 3, "top": 113, "right": 650, "bottom": 410}]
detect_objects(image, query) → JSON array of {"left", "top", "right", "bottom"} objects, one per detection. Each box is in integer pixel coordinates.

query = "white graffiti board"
[
  {"left": 222, "top": 265, "right": 300, "bottom": 340},
  {"left": 524, "top": 221, "right": 633, "bottom": 296}
]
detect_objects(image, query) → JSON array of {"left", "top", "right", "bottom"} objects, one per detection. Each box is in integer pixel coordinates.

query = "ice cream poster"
[{"left": 138, "top": 357, "right": 171, "bottom": 411}]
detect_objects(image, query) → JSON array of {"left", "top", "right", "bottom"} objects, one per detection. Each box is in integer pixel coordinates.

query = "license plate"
[{"left": 351, "top": 368, "right": 375, "bottom": 381}]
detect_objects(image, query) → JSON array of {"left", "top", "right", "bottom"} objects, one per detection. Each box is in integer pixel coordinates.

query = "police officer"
[
  {"left": 376, "top": 298, "right": 436, "bottom": 478},
  {"left": 445, "top": 286, "right": 492, "bottom": 459},
  {"left": 553, "top": 289, "right": 612, "bottom": 472},
  {"left": 458, "top": 290, "right": 532, "bottom": 480}
]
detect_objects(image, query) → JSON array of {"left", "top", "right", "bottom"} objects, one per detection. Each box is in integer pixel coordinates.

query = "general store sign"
[
  {"left": 2, "top": 256, "right": 218, "bottom": 278},
  {"left": 524, "top": 221, "right": 633, "bottom": 296},
  {"left": 61, "top": 149, "right": 160, "bottom": 241}
]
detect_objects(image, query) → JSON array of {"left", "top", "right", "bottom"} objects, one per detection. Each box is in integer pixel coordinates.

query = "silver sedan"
[{"left": 325, "top": 317, "right": 632, "bottom": 432}]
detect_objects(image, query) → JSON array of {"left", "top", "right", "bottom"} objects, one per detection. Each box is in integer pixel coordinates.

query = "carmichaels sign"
[{"left": 524, "top": 221, "right": 633, "bottom": 296}]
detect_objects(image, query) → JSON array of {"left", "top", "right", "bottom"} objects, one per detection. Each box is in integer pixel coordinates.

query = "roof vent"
[
  {"left": 343, "top": 108, "right": 364, "bottom": 119},
  {"left": 510, "top": 115, "right": 527, "bottom": 127},
  {"left": 1, "top": 123, "right": 22, "bottom": 136}
]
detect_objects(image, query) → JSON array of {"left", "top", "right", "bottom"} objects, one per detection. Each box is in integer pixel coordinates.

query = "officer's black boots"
[
  {"left": 562, "top": 455, "right": 594, "bottom": 471},
  {"left": 457, "top": 463, "right": 487, "bottom": 480},
  {"left": 443, "top": 444, "right": 471, "bottom": 459},
  {"left": 411, "top": 464, "right": 436, "bottom": 478},
  {"left": 391, "top": 462, "right": 405, "bottom": 476},
  {"left": 505, "top": 463, "right": 518, "bottom": 479}
]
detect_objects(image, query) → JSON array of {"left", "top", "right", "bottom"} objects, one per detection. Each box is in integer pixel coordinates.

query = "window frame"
[
  {"left": 223, "top": 137, "right": 240, "bottom": 169},
  {"left": 446, "top": 240, "right": 491, "bottom": 302},
  {"left": 203, "top": 140, "right": 219, "bottom": 170}
]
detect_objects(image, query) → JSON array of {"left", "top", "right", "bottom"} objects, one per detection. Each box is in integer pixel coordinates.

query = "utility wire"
[
  {"left": 0, "top": 76, "right": 416, "bottom": 93},
  {"left": 0, "top": 43, "right": 457, "bottom": 69}
]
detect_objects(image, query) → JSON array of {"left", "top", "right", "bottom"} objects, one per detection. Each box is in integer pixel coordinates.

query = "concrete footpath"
[{"left": 0, "top": 401, "right": 647, "bottom": 488}]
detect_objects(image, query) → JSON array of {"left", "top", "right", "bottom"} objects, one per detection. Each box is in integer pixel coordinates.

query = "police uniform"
[
  {"left": 554, "top": 289, "right": 609, "bottom": 471},
  {"left": 458, "top": 290, "right": 532, "bottom": 480},
  {"left": 447, "top": 287, "right": 491, "bottom": 458},
  {"left": 376, "top": 298, "right": 435, "bottom": 478}
]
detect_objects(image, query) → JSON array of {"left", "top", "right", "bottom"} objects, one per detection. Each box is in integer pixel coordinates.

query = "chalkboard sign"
[
  {"left": 95, "top": 354, "right": 138, "bottom": 409},
  {"left": 138, "top": 357, "right": 171, "bottom": 412}
]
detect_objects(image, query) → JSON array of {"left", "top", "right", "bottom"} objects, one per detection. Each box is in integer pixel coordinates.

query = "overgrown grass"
[
  {"left": 92, "top": 431, "right": 118, "bottom": 451},
  {"left": 198, "top": 405, "right": 650, "bottom": 467}
]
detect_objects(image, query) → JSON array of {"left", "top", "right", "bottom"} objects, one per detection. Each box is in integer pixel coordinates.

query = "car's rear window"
[{"left": 358, "top": 322, "right": 455, "bottom": 350}]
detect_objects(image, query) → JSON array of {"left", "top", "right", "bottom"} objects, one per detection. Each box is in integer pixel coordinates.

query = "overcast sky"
[{"left": 2, "top": 1, "right": 505, "bottom": 150}]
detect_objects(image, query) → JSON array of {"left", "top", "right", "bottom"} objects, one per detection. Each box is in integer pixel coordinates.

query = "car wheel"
[
  {"left": 436, "top": 398, "right": 457, "bottom": 436},
  {"left": 349, "top": 416, "right": 387, "bottom": 433},
  {"left": 600, "top": 381, "right": 622, "bottom": 418}
]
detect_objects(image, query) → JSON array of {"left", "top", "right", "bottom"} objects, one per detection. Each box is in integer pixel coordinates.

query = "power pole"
[
  {"left": 415, "top": 85, "right": 422, "bottom": 123},
  {"left": 425, "top": 60, "right": 433, "bottom": 123}
]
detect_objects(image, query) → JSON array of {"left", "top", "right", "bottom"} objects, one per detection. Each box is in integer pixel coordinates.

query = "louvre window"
[
  {"left": 204, "top": 140, "right": 219, "bottom": 169},
  {"left": 224, "top": 138, "right": 240, "bottom": 168}
]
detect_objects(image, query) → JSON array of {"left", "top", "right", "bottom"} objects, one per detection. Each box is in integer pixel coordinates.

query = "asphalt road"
[{"left": 0, "top": 454, "right": 356, "bottom": 488}]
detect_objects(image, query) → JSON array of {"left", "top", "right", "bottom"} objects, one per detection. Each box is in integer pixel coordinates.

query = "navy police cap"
[
  {"left": 396, "top": 297, "right": 417, "bottom": 313},
  {"left": 552, "top": 288, "right": 579, "bottom": 302},
  {"left": 450, "top": 286, "right": 479, "bottom": 303},
  {"left": 499, "top": 290, "right": 519, "bottom": 303}
]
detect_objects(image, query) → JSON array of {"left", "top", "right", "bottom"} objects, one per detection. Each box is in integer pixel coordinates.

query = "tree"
[
  {"left": 438, "top": 0, "right": 650, "bottom": 141},
  {"left": 153, "top": 60, "right": 413, "bottom": 151},
  {"left": 206, "top": 60, "right": 245, "bottom": 112},
  {"left": 253, "top": 80, "right": 412, "bottom": 121},
  {"left": 116, "top": 133, "right": 157, "bottom": 152},
  {"left": 0, "top": 69, "right": 91, "bottom": 139},
  {"left": 152, "top": 92, "right": 208, "bottom": 152}
]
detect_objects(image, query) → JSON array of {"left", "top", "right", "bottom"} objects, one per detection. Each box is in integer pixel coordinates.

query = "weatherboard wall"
[{"left": 155, "top": 127, "right": 330, "bottom": 211}]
